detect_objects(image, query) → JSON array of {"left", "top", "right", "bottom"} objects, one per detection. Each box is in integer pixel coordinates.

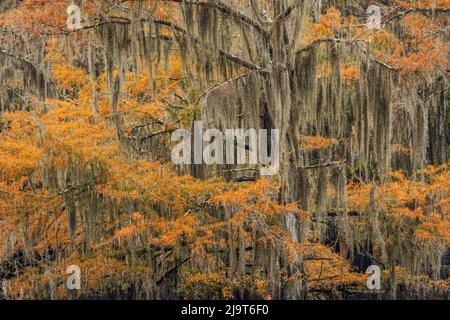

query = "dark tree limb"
[
  {"left": 296, "top": 38, "right": 398, "bottom": 71},
  {"left": 386, "top": 7, "right": 450, "bottom": 23},
  {"left": 156, "top": 256, "right": 191, "bottom": 285},
  {"left": 58, "top": 16, "right": 268, "bottom": 73},
  {"left": 162, "top": 0, "right": 268, "bottom": 38}
]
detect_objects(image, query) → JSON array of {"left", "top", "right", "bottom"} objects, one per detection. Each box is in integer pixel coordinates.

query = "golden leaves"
[
  {"left": 52, "top": 64, "right": 88, "bottom": 90},
  {"left": 299, "top": 134, "right": 338, "bottom": 150},
  {"left": 0, "top": 112, "right": 43, "bottom": 179},
  {"left": 348, "top": 165, "right": 450, "bottom": 244}
]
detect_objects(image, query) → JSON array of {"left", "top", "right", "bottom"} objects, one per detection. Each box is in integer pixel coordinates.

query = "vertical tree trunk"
[
  {"left": 437, "top": 90, "right": 447, "bottom": 164},
  {"left": 389, "top": 229, "right": 399, "bottom": 300},
  {"left": 88, "top": 33, "right": 99, "bottom": 115}
]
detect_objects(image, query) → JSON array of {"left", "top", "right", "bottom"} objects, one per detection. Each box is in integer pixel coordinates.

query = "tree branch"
[
  {"left": 273, "top": 3, "right": 298, "bottom": 24},
  {"left": 295, "top": 160, "right": 347, "bottom": 170},
  {"left": 385, "top": 7, "right": 450, "bottom": 23},
  {"left": 162, "top": 0, "right": 268, "bottom": 38},
  {"left": 156, "top": 256, "right": 191, "bottom": 285},
  {"left": 61, "top": 17, "right": 267, "bottom": 73},
  {"left": 296, "top": 38, "right": 398, "bottom": 71}
]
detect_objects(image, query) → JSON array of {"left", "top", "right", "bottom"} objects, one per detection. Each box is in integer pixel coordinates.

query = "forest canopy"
[{"left": 0, "top": 0, "right": 449, "bottom": 300}]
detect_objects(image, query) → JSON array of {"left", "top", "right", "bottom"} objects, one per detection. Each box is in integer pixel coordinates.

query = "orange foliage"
[
  {"left": 348, "top": 165, "right": 450, "bottom": 244},
  {"left": 299, "top": 135, "right": 338, "bottom": 150}
]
